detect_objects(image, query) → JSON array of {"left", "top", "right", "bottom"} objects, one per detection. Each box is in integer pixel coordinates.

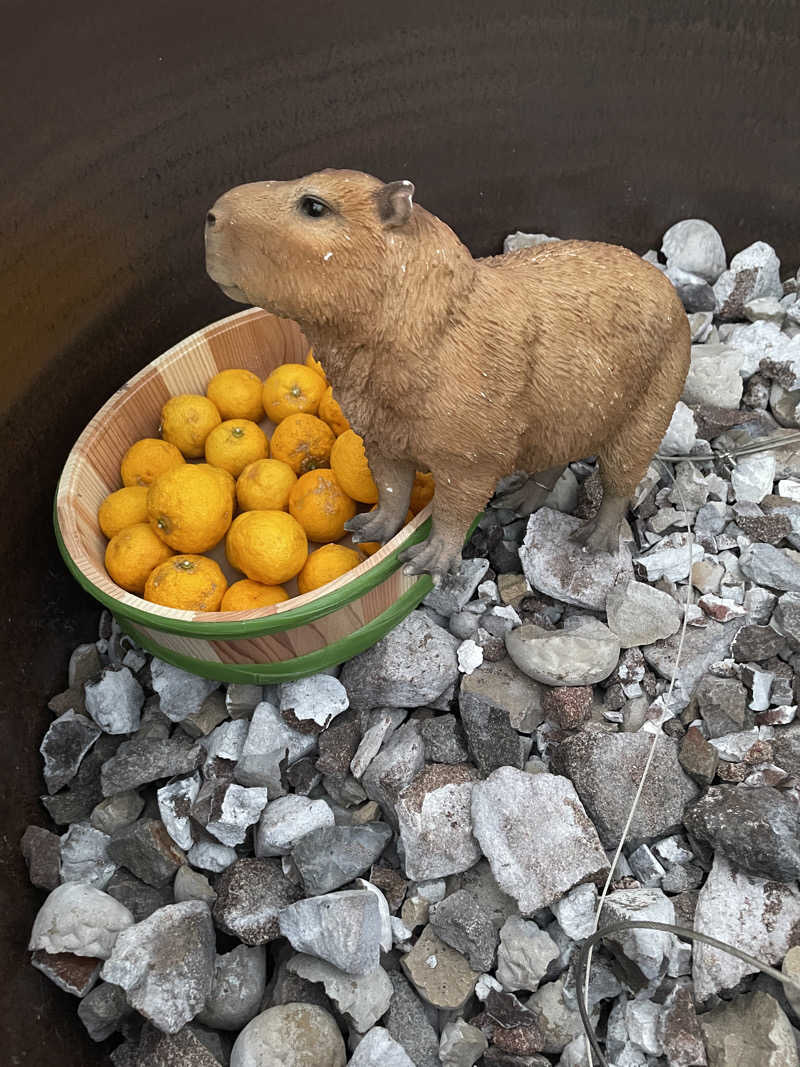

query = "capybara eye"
[{"left": 300, "top": 196, "right": 328, "bottom": 218}]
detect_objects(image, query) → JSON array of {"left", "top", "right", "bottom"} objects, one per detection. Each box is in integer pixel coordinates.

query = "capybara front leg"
[
  {"left": 345, "top": 454, "right": 416, "bottom": 546},
  {"left": 571, "top": 492, "right": 629, "bottom": 554}
]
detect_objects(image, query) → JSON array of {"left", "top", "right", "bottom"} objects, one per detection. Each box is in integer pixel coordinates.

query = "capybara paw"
[
  {"left": 399, "top": 535, "right": 457, "bottom": 584},
  {"left": 345, "top": 509, "right": 405, "bottom": 545},
  {"left": 570, "top": 516, "right": 621, "bottom": 555}
]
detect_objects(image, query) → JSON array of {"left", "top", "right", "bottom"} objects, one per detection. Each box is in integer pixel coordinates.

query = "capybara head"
[{"left": 205, "top": 169, "right": 422, "bottom": 326}]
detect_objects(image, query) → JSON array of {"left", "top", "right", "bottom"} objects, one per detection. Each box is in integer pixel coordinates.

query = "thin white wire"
[{"left": 584, "top": 460, "right": 695, "bottom": 1065}]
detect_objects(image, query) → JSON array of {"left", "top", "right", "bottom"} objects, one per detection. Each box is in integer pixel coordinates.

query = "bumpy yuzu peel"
[
  {"left": 330, "top": 429, "right": 379, "bottom": 503},
  {"left": 147, "top": 463, "right": 234, "bottom": 553},
  {"left": 236, "top": 458, "right": 297, "bottom": 512},
  {"left": 120, "top": 438, "right": 185, "bottom": 487},
  {"left": 206, "top": 368, "right": 265, "bottom": 421},
  {"left": 297, "top": 543, "right": 362, "bottom": 595},
  {"left": 161, "top": 394, "right": 222, "bottom": 458},
  {"left": 270, "top": 413, "right": 335, "bottom": 476},
  {"left": 98, "top": 486, "right": 149, "bottom": 539},
  {"left": 204, "top": 419, "right": 268, "bottom": 477},
  {"left": 305, "top": 349, "right": 328, "bottom": 384},
  {"left": 221, "top": 579, "right": 290, "bottom": 612},
  {"left": 226, "top": 510, "right": 308, "bottom": 585},
  {"left": 288, "top": 469, "right": 357, "bottom": 543},
  {"left": 318, "top": 385, "right": 350, "bottom": 437},
  {"left": 262, "top": 363, "right": 326, "bottom": 423},
  {"left": 105, "top": 522, "right": 174, "bottom": 595},
  {"left": 144, "top": 554, "right": 228, "bottom": 611}
]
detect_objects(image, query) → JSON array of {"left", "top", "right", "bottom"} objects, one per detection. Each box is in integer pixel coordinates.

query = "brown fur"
[{"left": 205, "top": 169, "right": 690, "bottom": 579}]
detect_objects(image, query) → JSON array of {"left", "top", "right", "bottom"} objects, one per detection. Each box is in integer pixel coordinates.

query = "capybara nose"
[{"left": 206, "top": 211, "right": 217, "bottom": 228}]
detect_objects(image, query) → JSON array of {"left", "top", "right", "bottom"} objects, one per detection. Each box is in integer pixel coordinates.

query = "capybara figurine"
[{"left": 205, "top": 170, "right": 690, "bottom": 582}]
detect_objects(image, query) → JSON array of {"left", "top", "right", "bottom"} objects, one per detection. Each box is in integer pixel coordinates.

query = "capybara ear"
[{"left": 374, "top": 179, "right": 415, "bottom": 227}]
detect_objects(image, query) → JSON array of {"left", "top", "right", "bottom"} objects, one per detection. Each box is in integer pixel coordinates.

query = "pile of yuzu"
[{"left": 96, "top": 352, "right": 434, "bottom": 612}]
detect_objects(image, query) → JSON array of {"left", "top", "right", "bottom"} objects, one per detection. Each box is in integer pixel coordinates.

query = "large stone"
[
  {"left": 349, "top": 1028, "right": 415, "bottom": 1067},
  {"left": 101, "top": 736, "right": 204, "bottom": 795},
  {"left": 772, "top": 722, "right": 800, "bottom": 776},
  {"left": 150, "top": 658, "right": 219, "bottom": 723},
  {"left": 731, "top": 453, "right": 777, "bottom": 504},
  {"left": 206, "top": 783, "right": 270, "bottom": 847},
  {"left": 101, "top": 901, "right": 216, "bottom": 1033},
  {"left": 739, "top": 542, "right": 800, "bottom": 591},
  {"left": 292, "top": 823, "right": 393, "bottom": 894},
  {"left": 157, "top": 774, "right": 201, "bottom": 851},
  {"left": 635, "top": 532, "right": 704, "bottom": 583},
  {"left": 700, "top": 991, "right": 799, "bottom": 1067},
  {"left": 213, "top": 858, "right": 302, "bottom": 944},
  {"left": 471, "top": 767, "right": 607, "bottom": 913},
  {"left": 506, "top": 618, "right": 620, "bottom": 686},
  {"left": 31, "top": 950, "right": 102, "bottom": 997},
  {"left": 519, "top": 508, "right": 633, "bottom": 610},
  {"left": 339, "top": 611, "right": 459, "bottom": 712},
  {"left": 235, "top": 700, "right": 317, "bottom": 790},
  {"left": 230, "top": 1004, "right": 346, "bottom": 1067},
  {"left": 657, "top": 983, "right": 707, "bottom": 1067},
  {"left": 20, "top": 825, "right": 62, "bottom": 890},
  {"left": 107, "top": 819, "right": 185, "bottom": 887},
  {"left": 395, "top": 764, "right": 481, "bottom": 880},
  {"left": 125, "top": 1026, "right": 225, "bottom": 1066},
  {"left": 714, "top": 241, "right": 783, "bottom": 321},
  {"left": 278, "top": 890, "right": 383, "bottom": 976},
  {"left": 682, "top": 344, "right": 744, "bottom": 407},
  {"left": 685, "top": 785, "right": 800, "bottom": 882},
  {"left": 361, "top": 722, "right": 425, "bottom": 825},
  {"left": 439, "top": 1019, "right": 488, "bottom": 1067},
  {"left": 85, "top": 667, "right": 145, "bottom": 734},
  {"left": 599, "top": 888, "right": 676, "bottom": 990},
  {"left": 400, "top": 924, "right": 480, "bottom": 1009},
  {"left": 460, "top": 656, "right": 545, "bottom": 734},
  {"left": 606, "top": 579, "right": 683, "bottom": 648},
  {"left": 429, "top": 889, "right": 499, "bottom": 972},
  {"left": 693, "top": 852, "right": 800, "bottom": 1000},
  {"left": 384, "top": 970, "right": 440, "bottom": 1067},
  {"left": 692, "top": 675, "right": 751, "bottom": 738},
  {"left": 551, "top": 732, "right": 699, "bottom": 848},
  {"left": 495, "top": 916, "right": 559, "bottom": 992},
  {"left": 662, "top": 218, "right": 726, "bottom": 284},
  {"left": 287, "top": 953, "right": 392, "bottom": 1033},
  {"left": 105, "top": 868, "right": 173, "bottom": 922},
  {"left": 196, "top": 945, "right": 267, "bottom": 1031},
  {"left": 59, "top": 821, "right": 116, "bottom": 888},
  {"left": 77, "top": 980, "right": 130, "bottom": 1042},
  {"left": 279, "top": 674, "right": 349, "bottom": 731},
  {"left": 40, "top": 710, "right": 101, "bottom": 794},
  {"left": 29, "top": 882, "right": 133, "bottom": 959},
  {"left": 642, "top": 617, "right": 743, "bottom": 710},
  {"left": 679, "top": 727, "right": 719, "bottom": 786},
  {"left": 423, "top": 557, "right": 490, "bottom": 615},
  {"left": 255, "top": 795, "right": 334, "bottom": 856},
  {"left": 524, "top": 975, "right": 585, "bottom": 1055}
]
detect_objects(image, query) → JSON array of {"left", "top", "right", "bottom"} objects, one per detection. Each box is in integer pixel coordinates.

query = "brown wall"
[{"left": 1, "top": 1, "right": 798, "bottom": 1061}]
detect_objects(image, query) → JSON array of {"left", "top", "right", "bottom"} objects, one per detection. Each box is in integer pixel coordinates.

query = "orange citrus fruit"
[
  {"left": 105, "top": 522, "right": 174, "bottom": 595},
  {"left": 98, "top": 486, "right": 149, "bottom": 539},
  {"left": 262, "top": 364, "right": 326, "bottom": 423},
  {"left": 305, "top": 349, "right": 328, "bottom": 384},
  {"left": 147, "top": 463, "right": 234, "bottom": 553},
  {"left": 318, "top": 386, "right": 350, "bottom": 436},
  {"left": 330, "top": 430, "right": 378, "bottom": 503},
  {"left": 226, "top": 510, "right": 308, "bottom": 585},
  {"left": 236, "top": 458, "right": 297, "bottom": 512},
  {"left": 288, "top": 469, "right": 357, "bottom": 543},
  {"left": 410, "top": 471, "right": 435, "bottom": 514},
  {"left": 206, "top": 368, "right": 265, "bottom": 421},
  {"left": 270, "top": 413, "right": 335, "bottom": 476},
  {"left": 144, "top": 554, "right": 228, "bottom": 611},
  {"left": 120, "top": 438, "right": 185, "bottom": 487},
  {"left": 204, "top": 419, "right": 269, "bottom": 477},
  {"left": 221, "top": 580, "right": 290, "bottom": 612},
  {"left": 297, "top": 544, "right": 362, "bottom": 595},
  {"left": 160, "top": 394, "right": 222, "bottom": 458}
]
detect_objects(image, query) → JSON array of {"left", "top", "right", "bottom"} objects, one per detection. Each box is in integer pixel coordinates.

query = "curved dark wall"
[{"left": 1, "top": 1, "right": 798, "bottom": 1060}]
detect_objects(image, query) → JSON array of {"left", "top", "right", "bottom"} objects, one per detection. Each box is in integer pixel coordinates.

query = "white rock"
[
  {"left": 158, "top": 773, "right": 201, "bottom": 850},
  {"left": 207, "top": 784, "right": 270, "bottom": 846},
  {"left": 606, "top": 579, "right": 682, "bottom": 648},
  {"left": 350, "top": 708, "right": 407, "bottom": 779},
  {"left": 600, "top": 889, "right": 676, "bottom": 988},
  {"left": 726, "top": 319, "right": 795, "bottom": 378},
  {"left": 506, "top": 617, "right": 621, "bottom": 687},
  {"left": 439, "top": 1018, "right": 488, "bottom": 1067},
  {"left": 626, "top": 998, "right": 663, "bottom": 1056},
  {"left": 235, "top": 700, "right": 317, "bottom": 789},
  {"left": 288, "top": 953, "right": 393, "bottom": 1032},
  {"left": 682, "top": 343, "right": 744, "bottom": 407},
  {"left": 551, "top": 881, "right": 599, "bottom": 941},
  {"left": 731, "top": 452, "right": 776, "bottom": 503},
  {"left": 471, "top": 767, "right": 608, "bottom": 914},
  {"left": 278, "top": 890, "right": 383, "bottom": 976},
  {"left": 693, "top": 852, "right": 800, "bottom": 999},
  {"left": 349, "top": 1027, "right": 415, "bottom": 1067},
  {"left": 84, "top": 667, "right": 144, "bottom": 734},
  {"left": 59, "top": 822, "right": 116, "bottom": 889},
  {"left": 354, "top": 878, "right": 393, "bottom": 952},
  {"left": 659, "top": 401, "right": 698, "bottom": 456},
  {"left": 29, "top": 883, "right": 133, "bottom": 959},
  {"left": 231, "top": 1003, "right": 346, "bottom": 1067},
  {"left": 504, "top": 231, "right": 560, "bottom": 253},
  {"left": 779, "top": 478, "right": 800, "bottom": 501},
  {"left": 474, "top": 972, "right": 503, "bottom": 1001},
  {"left": 279, "top": 674, "right": 349, "bottom": 730},
  {"left": 714, "top": 241, "right": 783, "bottom": 318},
  {"left": 495, "top": 916, "right": 559, "bottom": 991},
  {"left": 708, "top": 727, "right": 761, "bottom": 761},
  {"left": 395, "top": 764, "right": 482, "bottom": 881},
  {"left": 188, "top": 839, "right": 238, "bottom": 872},
  {"left": 745, "top": 296, "right": 786, "bottom": 325},
  {"left": 661, "top": 219, "right": 726, "bottom": 283},
  {"left": 255, "top": 795, "right": 334, "bottom": 856},
  {"left": 457, "top": 640, "right": 483, "bottom": 675},
  {"left": 204, "top": 718, "right": 250, "bottom": 776},
  {"left": 150, "top": 658, "right": 219, "bottom": 722},
  {"left": 635, "top": 532, "right": 704, "bottom": 582}
]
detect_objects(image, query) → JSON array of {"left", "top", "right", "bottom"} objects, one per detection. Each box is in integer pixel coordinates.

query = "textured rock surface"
[
  {"left": 400, "top": 924, "right": 480, "bottom": 1009},
  {"left": 196, "top": 945, "right": 266, "bottom": 1031},
  {"left": 471, "top": 767, "right": 608, "bottom": 912},
  {"left": 506, "top": 618, "right": 621, "bottom": 686},
  {"left": 29, "top": 883, "right": 134, "bottom": 959},
  {"left": 606, "top": 579, "right": 682, "bottom": 648},
  {"left": 348, "top": 1027, "right": 415, "bottom": 1067},
  {"left": 292, "top": 823, "right": 392, "bottom": 894},
  {"left": 287, "top": 953, "right": 393, "bottom": 1033},
  {"left": 150, "top": 659, "right": 219, "bottom": 723},
  {"left": 495, "top": 916, "right": 559, "bottom": 992},
  {"left": 278, "top": 890, "right": 383, "bottom": 976},
  {"left": 700, "top": 991, "right": 799, "bottom": 1067},
  {"left": 255, "top": 795, "right": 334, "bottom": 856},
  {"left": 213, "top": 858, "right": 302, "bottom": 944},
  {"left": 230, "top": 1004, "right": 346, "bottom": 1067},
  {"left": 429, "top": 889, "right": 499, "bottom": 972},
  {"left": 395, "top": 764, "right": 481, "bottom": 880}
]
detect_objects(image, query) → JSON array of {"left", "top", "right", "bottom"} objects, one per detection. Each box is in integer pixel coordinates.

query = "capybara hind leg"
[
  {"left": 493, "top": 465, "right": 567, "bottom": 515},
  {"left": 572, "top": 493, "right": 629, "bottom": 554},
  {"left": 345, "top": 454, "right": 416, "bottom": 546}
]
